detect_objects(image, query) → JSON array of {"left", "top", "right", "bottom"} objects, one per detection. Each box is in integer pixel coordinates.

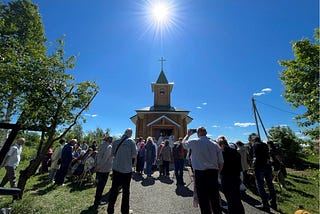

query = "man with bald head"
[
  {"left": 182, "top": 127, "right": 224, "bottom": 214},
  {"left": 0, "top": 138, "right": 25, "bottom": 188},
  {"left": 107, "top": 128, "right": 137, "bottom": 214}
]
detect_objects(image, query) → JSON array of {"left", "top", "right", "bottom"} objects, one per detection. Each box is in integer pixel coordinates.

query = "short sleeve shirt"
[
  {"left": 182, "top": 136, "right": 224, "bottom": 170},
  {"left": 112, "top": 136, "right": 137, "bottom": 173}
]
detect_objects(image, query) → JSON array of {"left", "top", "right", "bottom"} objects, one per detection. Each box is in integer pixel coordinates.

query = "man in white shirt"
[
  {"left": 0, "top": 138, "right": 25, "bottom": 188},
  {"left": 182, "top": 127, "right": 224, "bottom": 214}
]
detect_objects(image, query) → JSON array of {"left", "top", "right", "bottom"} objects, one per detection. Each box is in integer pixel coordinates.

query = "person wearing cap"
[
  {"left": 182, "top": 127, "right": 224, "bottom": 214},
  {"left": 92, "top": 136, "right": 113, "bottom": 208}
]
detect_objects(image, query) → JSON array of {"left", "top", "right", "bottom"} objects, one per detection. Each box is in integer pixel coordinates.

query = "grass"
[
  {"left": 0, "top": 154, "right": 319, "bottom": 214},
  {"left": 0, "top": 167, "right": 110, "bottom": 214},
  {"left": 277, "top": 168, "right": 319, "bottom": 213}
]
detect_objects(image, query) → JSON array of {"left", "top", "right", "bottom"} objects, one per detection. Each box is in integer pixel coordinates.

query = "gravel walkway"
[{"left": 104, "top": 166, "right": 280, "bottom": 214}]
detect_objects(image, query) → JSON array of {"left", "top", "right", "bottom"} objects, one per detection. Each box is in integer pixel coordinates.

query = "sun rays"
[{"left": 136, "top": 0, "right": 182, "bottom": 42}]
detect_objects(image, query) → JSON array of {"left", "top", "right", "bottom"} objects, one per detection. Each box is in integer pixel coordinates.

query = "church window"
[{"left": 160, "top": 88, "right": 165, "bottom": 95}]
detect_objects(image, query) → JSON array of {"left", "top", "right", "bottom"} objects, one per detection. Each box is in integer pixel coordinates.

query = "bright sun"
[
  {"left": 138, "top": 0, "right": 180, "bottom": 40},
  {"left": 151, "top": 2, "right": 170, "bottom": 24}
]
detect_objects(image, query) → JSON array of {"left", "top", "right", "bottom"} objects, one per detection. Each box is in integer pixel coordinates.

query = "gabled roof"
[
  {"left": 156, "top": 70, "right": 168, "bottom": 84},
  {"left": 146, "top": 115, "right": 181, "bottom": 127}
]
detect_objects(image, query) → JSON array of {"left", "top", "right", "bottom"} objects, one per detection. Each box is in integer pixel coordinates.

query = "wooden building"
[{"left": 130, "top": 70, "right": 192, "bottom": 142}]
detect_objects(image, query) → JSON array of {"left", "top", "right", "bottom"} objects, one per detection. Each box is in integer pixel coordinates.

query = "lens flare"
[
  {"left": 151, "top": 2, "right": 170, "bottom": 24},
  {"left": 136, "top": 0, "right": 182, "bottom": 41}
]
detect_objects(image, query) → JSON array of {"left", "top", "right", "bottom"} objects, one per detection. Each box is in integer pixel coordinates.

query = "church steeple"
[
  {"left": 156, "top": 70, "right": 168, "bottom": 84},
  {"left": 151, "top": 57, "right": 174, "bottom": 110}
]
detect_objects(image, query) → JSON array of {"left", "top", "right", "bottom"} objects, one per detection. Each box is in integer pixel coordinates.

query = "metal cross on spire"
[{"left": 159, "top": 57, "right": 166, "bottom": 71}]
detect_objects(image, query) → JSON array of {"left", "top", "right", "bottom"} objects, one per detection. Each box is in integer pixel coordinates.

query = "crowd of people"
[{"left": 0, "top": 127, "right": 288, "bottom": 214}]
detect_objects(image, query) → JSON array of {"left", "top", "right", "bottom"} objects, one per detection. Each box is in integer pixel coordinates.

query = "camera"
[{"left": 190, "top": 129, "right": 197, "bottom": 133}]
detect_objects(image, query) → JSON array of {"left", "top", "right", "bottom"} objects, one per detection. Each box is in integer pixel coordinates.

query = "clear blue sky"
[{"left": 30, "top": 0, "right": 318, "bottom": 142}]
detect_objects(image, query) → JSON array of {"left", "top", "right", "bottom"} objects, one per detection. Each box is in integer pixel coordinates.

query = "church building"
[{"left": 130, "top": 67, "right": 193, "bottom": 143}]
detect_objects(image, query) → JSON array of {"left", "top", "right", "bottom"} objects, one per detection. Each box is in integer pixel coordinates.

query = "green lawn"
[{"left": 277, "top": 168, "right": 319, "bottom": 213}]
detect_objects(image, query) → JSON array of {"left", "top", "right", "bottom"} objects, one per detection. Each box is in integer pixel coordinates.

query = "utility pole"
[{"left": 252, "top": 97, "right": 269, "bottom": 140}]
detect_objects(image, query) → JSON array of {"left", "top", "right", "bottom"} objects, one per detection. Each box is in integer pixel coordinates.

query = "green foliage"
[
  {"left": 278, "top": 28, "right": 320, "bottom": 140},
  {"left": 0, "top": 0, "right": 99, "bottom": 194},
  {"left": 84, "top": 127, "right": 111, "bottom": 144},
  {"left": 20, "top": 145, "right": 37, "bottom": 161},
  {"left": 268, "top": 126, "right": 302, "bottom": 167},
  {"left": 0, "top": 0, "right": 47, "bottom": 122},
  {"left": 19, "top": 131, "right": 40, "bottom": 147},
  {"left": 64, "top": 123, "right": 84, "bottom": 141}
]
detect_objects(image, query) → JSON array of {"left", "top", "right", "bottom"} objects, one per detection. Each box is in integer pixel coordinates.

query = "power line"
[{"left": 254, "top": 99, "right": 299, "bottom": 116}]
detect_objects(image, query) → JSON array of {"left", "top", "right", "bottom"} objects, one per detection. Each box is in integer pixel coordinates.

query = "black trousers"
[
  {"left": 54, "top": 164, "right": 69, "bottom": 185},
  {"left": 107, "top": 170, "right": 132, "bottom": 214},
  {"left": 195, "top": 169, "right": 222, "bottom": 214},
  {"left": 221, "top": 175, "right": 245, "bottom": 214},
  {"left": 94, "top": 171, "right": 110, "bottom": 205}
]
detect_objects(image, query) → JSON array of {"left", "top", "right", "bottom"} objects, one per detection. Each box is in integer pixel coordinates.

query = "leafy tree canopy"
[
  {"left": 268, "top": 126, "right": 302, "bottom": 167},
  {"left": 279, "top": 28, "right": 319, "bottom": 140},
  {"left": 0, "top": 0, "right": 99, "bottom": 196},
  {"left": 0, "top": 0, "right": 47, "bottom": 121}
]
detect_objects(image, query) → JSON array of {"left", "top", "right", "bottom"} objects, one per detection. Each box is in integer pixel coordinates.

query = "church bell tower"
[{"left": 151, "top": 57, "right": 174, "bottom": 110}]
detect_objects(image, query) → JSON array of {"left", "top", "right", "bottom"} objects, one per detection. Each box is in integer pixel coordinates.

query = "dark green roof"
[{"left": 156, "top": 71, "right": 168, "bottom": 84}]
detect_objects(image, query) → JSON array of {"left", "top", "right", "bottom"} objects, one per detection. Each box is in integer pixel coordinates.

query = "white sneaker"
[
  {"left": 129, "top": 209, "right": 134, "bottom": 213},
  {"left": 99, "top": 201, "right": 107, "bottom": 205}
]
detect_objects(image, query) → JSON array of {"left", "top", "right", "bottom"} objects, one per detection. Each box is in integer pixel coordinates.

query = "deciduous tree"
[
  {"left": 268, "top": 126, "right": 301, "bottom": 167},
  {"left": 0, "top": 0, "right": 99, "bottom": 197},
  {"left": 279, "top": 28, "right": 319, "bottom": 140}
]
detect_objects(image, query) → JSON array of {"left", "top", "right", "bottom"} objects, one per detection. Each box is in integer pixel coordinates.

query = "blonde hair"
[{"left": 146, "top": 136, "right": 153, "bottom": 143}]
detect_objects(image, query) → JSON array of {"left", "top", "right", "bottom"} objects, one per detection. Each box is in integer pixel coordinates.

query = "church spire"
[
  {"left": 159, "top": 57, "right": 166, "bottom": 71},
  {"left": 156, "top": 57, "right": 168, "bottom": 84},
  {"left": 156, "top": 70, "right": 168, "bottom": 84}
]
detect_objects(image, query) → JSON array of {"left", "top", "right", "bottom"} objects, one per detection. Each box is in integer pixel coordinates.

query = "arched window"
[{"left": 160, "top": 88, "right": 165, "bottom": 95}]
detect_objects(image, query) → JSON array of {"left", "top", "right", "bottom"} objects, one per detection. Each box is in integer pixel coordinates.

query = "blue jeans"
[
  {"left": 145, "top": 160, "right": 153, "bottom": 176},
  {"left": 254, "top": 167, "right": 277, "bottom": 207},
  {"left": 174, "top": 159, "right": 184, "bottom": 184}
]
